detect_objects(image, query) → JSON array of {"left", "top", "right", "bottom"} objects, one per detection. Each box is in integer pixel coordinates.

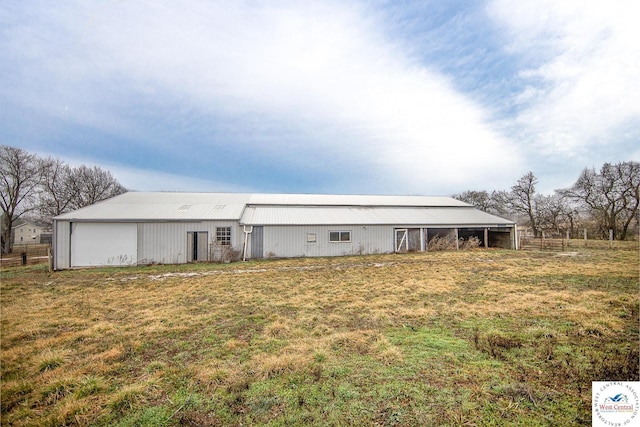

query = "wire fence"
[
  {"left": 0, "top": 244, "right": 52, "bottom": 268},
  {"left": 519, "top": 237, "right": 639, "bottom": 251}
]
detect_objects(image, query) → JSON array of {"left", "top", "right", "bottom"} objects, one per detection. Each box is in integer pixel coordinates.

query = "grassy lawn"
[{"left": 1, "top": 246, "right": 638, "bottom": 426}]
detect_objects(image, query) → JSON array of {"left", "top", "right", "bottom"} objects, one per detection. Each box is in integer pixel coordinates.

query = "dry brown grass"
[{"left": 1, "top": 247, "right": 638, "bottom": 426}]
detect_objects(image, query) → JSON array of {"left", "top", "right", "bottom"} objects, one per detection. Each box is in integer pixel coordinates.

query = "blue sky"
[{"left": 1, "top": 0, "right": 638, "bottom": 195}]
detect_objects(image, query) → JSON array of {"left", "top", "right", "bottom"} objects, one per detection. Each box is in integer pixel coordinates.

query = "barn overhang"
[{"left": 239, "top": 205, "right": 515, "bottom": 228}]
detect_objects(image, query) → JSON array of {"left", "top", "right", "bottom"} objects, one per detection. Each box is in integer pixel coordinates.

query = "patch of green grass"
[
  {"left": 112, "top": 406, "right": 173, "bottom": 427},
  {"left": 75, "top": 375, "right": 107, "bottom": 398},
  {"left": 107, "top": 384, "right": 149, "bottom": 417}
]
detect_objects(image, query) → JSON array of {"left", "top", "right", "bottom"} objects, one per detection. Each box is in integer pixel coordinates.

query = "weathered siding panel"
[
  {"left": 259, "top": 225, "right": 394, "bottom": 258},
  {"left": 138, "top": 221, "right": 242, "bottom": 264},
  {"left": 54, "top": 220, "right": 70, "bottom": 270},
  {"left": 138, "top": 222, "right": 188, "bottom": 264}
]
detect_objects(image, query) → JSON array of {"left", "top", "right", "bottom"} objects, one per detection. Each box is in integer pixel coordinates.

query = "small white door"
[{"left": 395, "top": 228, "right": 408, "bottom": 253}]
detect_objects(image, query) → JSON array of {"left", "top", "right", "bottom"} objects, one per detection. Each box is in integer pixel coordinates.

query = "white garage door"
[{"left": 71, "top": 222, "right": 137, "bottom": 267}]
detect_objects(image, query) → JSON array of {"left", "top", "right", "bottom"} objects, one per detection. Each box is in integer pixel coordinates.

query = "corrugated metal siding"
[
  {"left": 138, "top": 222, "right": 187, "bottom": 264},
  {"left": 54, "top": 220, "right": 70, "bottom": 270},
  {"left": 259, "top": 225, "right": 393, "bottom": 258},
  {"left": 138, "top": 221, "right": 242, "bottom": 264}
]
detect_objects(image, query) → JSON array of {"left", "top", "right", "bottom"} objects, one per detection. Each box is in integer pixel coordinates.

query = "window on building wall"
[
  {"left": 216, "top": 227, "right": 231, "bottom": 245},
  {"left": 307, "top": 233, "right": 317, "bottom": 243},
  {"left": 329, "top": 231, "right": 351, "bottom": 242}
]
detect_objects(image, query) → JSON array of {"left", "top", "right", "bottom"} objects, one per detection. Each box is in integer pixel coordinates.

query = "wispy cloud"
[{"left": 488, "top": 0, "right": 640, "bottom": 158}]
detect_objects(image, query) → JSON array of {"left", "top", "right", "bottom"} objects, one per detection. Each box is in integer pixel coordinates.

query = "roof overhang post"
[
  {"left": 242, "top": 225, "right": 253, "bottom": 261},
  {"left": 420, "top": 227, "right": 425, "bottom": 252},
  {"left": 484, "top": 228, "right": 489, "bottom": 249},
  {"left": 424, "top": 228, "right": 429, "bottom": 251},
  {"left": 455, "top": 228, "right": 459, "bottom": 251}
]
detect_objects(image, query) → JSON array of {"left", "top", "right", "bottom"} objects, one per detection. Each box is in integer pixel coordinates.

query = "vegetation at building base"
[{"left": 2, "top": 246, "right": 638, "bottom": 426}]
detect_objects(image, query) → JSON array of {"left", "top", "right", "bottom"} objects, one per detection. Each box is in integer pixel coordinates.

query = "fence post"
[
  {"left": 609, "top": 229, "right": 614, "bottom": 249},
  {"left": 584, "top": 228, "right": 588, "bottom": 247},
  {"left": 21, "top": 252, "right": 27, "bottom": 266}
]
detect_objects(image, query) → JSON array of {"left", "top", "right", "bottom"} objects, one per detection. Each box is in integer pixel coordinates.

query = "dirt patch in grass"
[{"left": 2, "top": 248, "right": 638, "bottom": 426}]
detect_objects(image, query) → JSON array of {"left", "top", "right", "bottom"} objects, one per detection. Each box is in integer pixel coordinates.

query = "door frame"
[
  {"left": 187, "top": 231, "right": 209, "bottom": 262},
  {"left": 395, "top": 228, "right": 408, "bottom": 253}
]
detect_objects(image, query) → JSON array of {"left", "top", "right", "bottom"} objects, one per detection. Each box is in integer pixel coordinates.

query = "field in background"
[{"left": 1, "top": 247, "right": 638, "bottom": 426}]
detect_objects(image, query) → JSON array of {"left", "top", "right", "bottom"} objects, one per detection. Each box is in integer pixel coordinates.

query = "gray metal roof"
[
  {"left": 247, "top": 193, "right": 469, "bottom": 207},
  {"left": 54, "top": 191, "right": 512, "bottom": 226},
  {"left": 240, "top": 206, "right": 513, "bottom": 226},
  {"left": 54, "top": 192, "right": 250, "bottom": 221}
]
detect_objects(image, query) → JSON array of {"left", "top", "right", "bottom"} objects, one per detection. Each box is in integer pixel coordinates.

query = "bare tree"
[
  {"left": 67, "top": 165, "right": 126, "bottom": 210},
  {"left": 617, "top": 161, "right": 640, "bottom": 239},
  {"left": 535, "top": 193, "right": 579, "bottom": 237},
  {"left": 559, "top": 161, "right": 640, "bottom": 240},
  {"left": 39, "top": 158, "right": 79, "bottom": 218},
  {"left": 508, "top": 172, "right": 539, "bottom": 236},
  {"left": 39, "top": 162, "right": 127, "bottom": 216},
  {"left": 0, "top": 146, "right": 45, "bottom": 253},
  {"left": 454, "top": 190, "right": 492, "bottom": 210},
  {"left": 453, "top": 190, "right": 511, "bottom": 217}
]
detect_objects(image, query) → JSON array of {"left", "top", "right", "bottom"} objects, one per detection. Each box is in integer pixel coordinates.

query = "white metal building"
[{"left": 53, "top": 192, "right": 516, "bottom": 269}]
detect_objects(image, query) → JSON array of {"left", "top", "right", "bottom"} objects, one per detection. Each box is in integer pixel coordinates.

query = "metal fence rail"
[{"left": 520, "top": 238, "right": 565, "bottom": 251}]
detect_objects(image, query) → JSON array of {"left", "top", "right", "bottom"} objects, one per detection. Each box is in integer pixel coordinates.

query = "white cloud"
[
  {"left": 488, "top": 0, "right": 640, "bottom": 156},
  {"left": 2, "top": 0, "right": 523, "bottom": 194}
]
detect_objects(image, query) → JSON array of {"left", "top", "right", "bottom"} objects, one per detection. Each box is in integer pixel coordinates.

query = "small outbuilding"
[{"left": 52, "top": 192, "right": 516, "bottom": 269}]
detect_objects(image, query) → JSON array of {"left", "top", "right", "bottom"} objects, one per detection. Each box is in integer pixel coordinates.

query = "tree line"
[
  {"left": 454, "top": 161, "right": 640, "bottom": 241},
  {"left": 2, "top": 144, "right": 638, "bottom": 253},
  {"left": 1, "top": 145, "right": 127, "bottom": 253}
]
